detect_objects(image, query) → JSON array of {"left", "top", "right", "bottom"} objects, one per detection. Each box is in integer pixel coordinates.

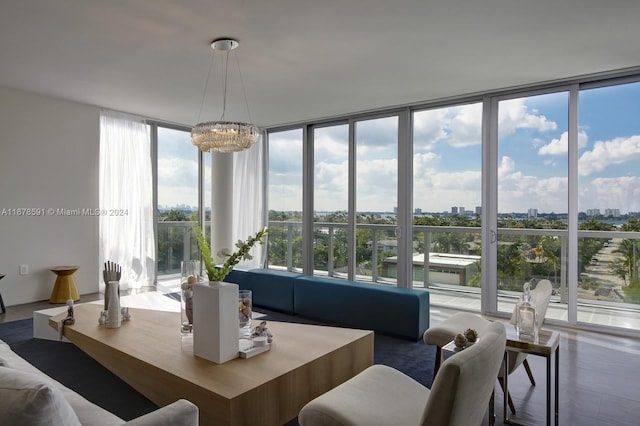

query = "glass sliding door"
[
  {"left": 156, "top": 126, "right": 200, "bottom": 276},
  {"left": 577, "top": 81, "right": 640, "bottom": 330},
  {"left": 412, "top": 103, "right": 482, "bottom": 307},
  {"left": 496, "top": 92, "right": 569, "bottom": 321},
  {"left": 313, "top": 124, "right": 349, "bottom": 277},
  {"left": 355, "top": 116, "right": 398, "bottom": 284},
  {"left": 267, "top": 129, "right": 304, "bottom": 271}
]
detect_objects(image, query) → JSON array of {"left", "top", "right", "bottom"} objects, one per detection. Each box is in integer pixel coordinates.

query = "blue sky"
[{"left": 160, "top": 82, "right": 640, "bottom": 216}]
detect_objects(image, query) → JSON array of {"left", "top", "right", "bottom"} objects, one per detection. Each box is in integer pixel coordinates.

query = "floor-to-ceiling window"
[
  {"left": 313, "top": 124, "right": 349, "bottom": 277},
  {"left": 411, "top": 103, "right": 483, "bottom": 300},
  {"left": 577, "top": 80, "right": 640, "bottom": 328},
  {"left": 355, "top": 116, "right": 398, "bottom": 283},
  {"left": 267, "top": 129, "right": 304, "bottom": 271},
  {"left": 495, "top": 92, "right": 569, "bottom": 321},
  {"left": 156, "top": 125, "right": 200, "bottom": 276}
]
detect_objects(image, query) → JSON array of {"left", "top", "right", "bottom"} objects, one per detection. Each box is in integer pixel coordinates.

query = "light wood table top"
[{"left": 51, "top": 303, "right": 374, "bottom": 425}]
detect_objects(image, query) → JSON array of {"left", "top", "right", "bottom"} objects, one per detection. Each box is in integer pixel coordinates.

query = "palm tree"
[{"left": 614, "top": 239, "right": 639, "bottom": 285}]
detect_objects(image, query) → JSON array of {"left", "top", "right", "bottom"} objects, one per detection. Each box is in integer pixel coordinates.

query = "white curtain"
[
  {"left": 232, "top": 133, "right": 267, "bottom": 269},
  {"left": 99, "top": 111, "right": 155, "bottom": 290}
]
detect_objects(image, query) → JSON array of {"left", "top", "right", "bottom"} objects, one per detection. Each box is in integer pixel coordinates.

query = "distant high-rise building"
[
  {"left": 393, "top": 206, "right": 398, "bottom": 214},
  {"left": 475, "top": 206, "right": 482, "bottom": 215},
  {"left": 586, "top": 209, "right": 601, "bottom": 217},
  {"left": 414, "top": 208, "right": 422, "bottom": 215},
  {"left": 459, "top": 207, "right": 465, "bottom": 215},
  {"left": 451, "top": 207, "right": 458, "bottom": 214},
  {"left": 528, "top": 208, "right": 538, "bottom": 218},
  {"left": 604, "top": 209, "right": 621, "bottom": 218}
]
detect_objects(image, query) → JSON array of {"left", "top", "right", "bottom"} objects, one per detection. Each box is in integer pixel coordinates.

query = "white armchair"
[{"left": 299, "top": 322, "right": 506, "bottom": 426}]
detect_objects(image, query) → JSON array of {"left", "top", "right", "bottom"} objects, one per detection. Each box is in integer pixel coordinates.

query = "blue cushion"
[
  {"left": 224, "top": 268, "right": 252, "bottom": 287},
  {"left": 238, "top": 269, "right": 297, "bottom": 313},
  {"left": 294, "top": 276, "right": 430, "bottom": 340}
]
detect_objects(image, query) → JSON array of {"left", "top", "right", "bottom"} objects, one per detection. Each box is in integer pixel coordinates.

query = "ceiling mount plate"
[{"left": 211, "top": 38, "right": 239, "bottom": 51}]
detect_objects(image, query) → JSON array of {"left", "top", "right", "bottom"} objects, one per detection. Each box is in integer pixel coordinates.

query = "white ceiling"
[{"left": 1, "top": 0, "right": 640, "bottom": 128}]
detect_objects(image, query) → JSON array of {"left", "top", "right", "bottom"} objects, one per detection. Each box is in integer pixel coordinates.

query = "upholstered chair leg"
[
  {"left": 523, "top": 359, "right": 536, "bottom": 386},
  {"left": 433, "top": 346, "right": 442, "bottom": 378}
]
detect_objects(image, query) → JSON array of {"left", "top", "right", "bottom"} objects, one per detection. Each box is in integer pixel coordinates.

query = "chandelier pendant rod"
[
  {"left": 196, "top": 51, "right": 216, "bottom": 125},
  {"left": 220, "top": 50, "right": 230, "bottom": 121}
]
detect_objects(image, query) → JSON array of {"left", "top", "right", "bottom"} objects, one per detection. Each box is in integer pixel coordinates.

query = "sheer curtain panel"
[
  {"left": 99, "top": 111, "right": 155, "bottom": 290},
  {"left": 233, "top": 133, "right": 267, "bottom": 268}
]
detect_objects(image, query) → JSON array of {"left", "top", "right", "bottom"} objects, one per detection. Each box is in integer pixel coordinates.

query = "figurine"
[
  {"left": 121, "top": 307, "right": 131, "bottom": 321},
  {"left": 59, "top": 299, "right": 76, "bottom": 340},
  {"left": 62, "top": 299, "right": 75, "bottom": 326},
  {"left": 98, "top": 311, "right": 108, "bottom": 325},
  {"left": 251, "top": 320, "right": 273, "bottom": 343}
]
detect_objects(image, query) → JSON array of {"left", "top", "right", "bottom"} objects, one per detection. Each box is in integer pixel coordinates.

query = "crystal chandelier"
[{"left": 191, "top": 39, "right": 259, "bottom": 153}]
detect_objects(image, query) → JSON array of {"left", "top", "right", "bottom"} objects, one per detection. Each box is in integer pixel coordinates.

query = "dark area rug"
[
  {"left": 258, "top": 308, "right": 436, "bottom": 389},
  {"left": 0, "top": 308, "right": 435, "bottom": 424}
]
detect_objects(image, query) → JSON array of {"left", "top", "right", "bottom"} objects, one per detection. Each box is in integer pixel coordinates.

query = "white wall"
[{"left": 0, "top": 86, "right": 100, "bottom": 306}]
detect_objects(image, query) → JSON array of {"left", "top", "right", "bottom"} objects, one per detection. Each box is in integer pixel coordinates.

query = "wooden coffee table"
[{"left": 51, "top": 303, "right": 373, "bottom": 425}]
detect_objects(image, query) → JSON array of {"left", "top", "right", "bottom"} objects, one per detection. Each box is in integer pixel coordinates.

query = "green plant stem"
[{"left": 194, "top": 223, "right": 269, "bottom": 282}]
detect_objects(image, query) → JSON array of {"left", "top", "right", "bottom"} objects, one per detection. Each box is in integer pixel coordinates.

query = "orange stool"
[{"left": 49, "top": 266, "right": 80, "bottom": 303}]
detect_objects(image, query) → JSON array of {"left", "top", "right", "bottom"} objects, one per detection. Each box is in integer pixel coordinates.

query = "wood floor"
[{"left": 2, "top": 292, "right": 639, "bottom": 426}]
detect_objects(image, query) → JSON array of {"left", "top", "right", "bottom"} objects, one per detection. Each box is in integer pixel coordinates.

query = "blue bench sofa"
[
  {"left": 294, "top": 275, "right": 429, "bottom": 341},
  {"left": 225, "top": 268, "right": 430, "bottom": 341}
]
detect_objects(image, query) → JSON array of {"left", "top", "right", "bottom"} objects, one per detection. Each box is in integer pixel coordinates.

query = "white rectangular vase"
[{"left": 192, "top": 281, "right": 239, "bottom": 364}]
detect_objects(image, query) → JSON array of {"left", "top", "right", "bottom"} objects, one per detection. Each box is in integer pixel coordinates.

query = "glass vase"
[{"left": 239, "top": 289, "right": 252, "bottom": 339}]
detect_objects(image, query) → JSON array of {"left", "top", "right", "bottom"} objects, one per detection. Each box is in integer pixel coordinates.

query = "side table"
[
  {"left": 49, "top": 266, "right": 80, "bottom": 303},
  {"left": 0, "top": 274, "right": 5, "bottom": 314},
  {"left": 504, "top": 326, "right": 560, "bottom": 426}
]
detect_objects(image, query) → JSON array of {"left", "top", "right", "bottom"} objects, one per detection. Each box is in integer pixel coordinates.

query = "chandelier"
[{"left": 191, "top": 38, "right": 259, "bottom": 153}]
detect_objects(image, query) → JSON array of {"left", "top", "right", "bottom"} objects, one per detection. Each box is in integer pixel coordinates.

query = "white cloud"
[
  {"left": 538, "top": 130, "right": 588, "bottom": 155},
  {"left": 356, "top": 158, "right": 397, "bottom": 211},
  {"left": 413, "top": 104, "right": 481, "bottom": 149},
  {"left": 314, "top": 160, "right": 348, "bottom": 211},
  {"left": 431, "top": 170, "right": 482, "bottom": 191},
  {"left": 157, "top": 158, "right": 198, "bottom": 184},
  {"left": 314, "top": 132, "right": 349, "bottom": 164},
  {"left": 157, "top": 157, "right": 199, "bottom": 207},
  {"left": 496, "top": 156, "right": 568, "bottom": 212},
  {"left": 580, "top": 176, "right": 640, "bottom": 213},
  {"left": 268, "top": 184, "right": 303, "bottom": 211},
  {"left": 445, "top": 103, "right": 483, "bottom": 148},
  {"left": 578, "top": 135, "right": 640, "bottom": 176},
  {"left": 498, "top": 98, "right": 557, "bottom": 138},
  {"left": 498, "top": 156, "right": 516, "bottom": 177}
]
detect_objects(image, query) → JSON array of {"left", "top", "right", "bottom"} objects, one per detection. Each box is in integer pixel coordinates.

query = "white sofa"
[{"left": 0, "top": 339, "right": 198, "bottom": 426}]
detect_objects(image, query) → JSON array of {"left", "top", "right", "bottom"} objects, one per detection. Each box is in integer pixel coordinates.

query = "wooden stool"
[{"left": 49, "top": 266, "right": 80, "bottom": 303}]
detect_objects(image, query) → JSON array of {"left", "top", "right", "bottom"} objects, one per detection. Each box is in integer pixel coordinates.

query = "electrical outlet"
[{"left": 19, "top": 264, "right": 29, "bottom": 275}]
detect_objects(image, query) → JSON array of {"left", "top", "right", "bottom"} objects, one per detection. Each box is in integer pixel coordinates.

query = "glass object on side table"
[{"left": 516, "top": 281, "right": 537, "bottom": 342}]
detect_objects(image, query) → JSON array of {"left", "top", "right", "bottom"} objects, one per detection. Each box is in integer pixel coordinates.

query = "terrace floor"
[{"left": 426, "top": 286, "right": 640, "bottom": 335}]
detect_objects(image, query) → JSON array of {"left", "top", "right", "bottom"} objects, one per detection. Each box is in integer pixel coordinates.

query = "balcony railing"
[
  {"left": 155, "top": 219, "right": 640, "bottom": 330},
  {"left": 266, "top": 220, "right": 640, "bottom": 331},
  {"left": 157, "top": 221, "right": 201, "bottom": 275}
]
